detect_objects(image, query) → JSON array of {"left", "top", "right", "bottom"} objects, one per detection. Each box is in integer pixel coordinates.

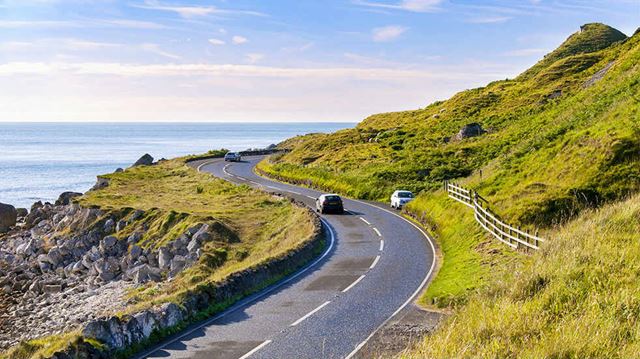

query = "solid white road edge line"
[
  {"left": 290, "top": 301, "right": 331, "bottom": 327},
  {"left": 379, "top": 240, "right": 384, "bottom": 251},
  {"left": 306, "top": 195, "right": 316, "bottom": 200},
  {"left": 359, "top": 217, "right": 371, "bottom": 225},
  {"left": 345, "top": 199, "right": 437, "bottom": 359},
  {"left": 372, "top": 227, "right": 382, "bottom": 237},
  {"left": 342, "top": 274, "right": 366, "bottom": 293},
  {"left": 369, "top": 255, "right": 380, "bottom": 269},
  {"left": 238, "top": 340, "right": 272, "bottom": 359}
]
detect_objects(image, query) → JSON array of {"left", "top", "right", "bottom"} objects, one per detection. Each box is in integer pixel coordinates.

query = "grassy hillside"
[
  {"left": 404, "top": 192, "right": 640, "bottom": 358},
  {"left": 259, "top": 23, "right": 639, "bottom": 308}
]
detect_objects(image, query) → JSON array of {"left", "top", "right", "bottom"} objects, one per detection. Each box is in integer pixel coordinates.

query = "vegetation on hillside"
[
  {"left": 404, "top": 193, "right": 640, "bottom": 358},
  {"left": 259, "top": 23, "right": 640, "bottom": 314}
]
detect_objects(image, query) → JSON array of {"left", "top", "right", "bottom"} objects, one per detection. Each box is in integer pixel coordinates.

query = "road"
[{"left": 137, "top": 156, "right": 436, "bottom": 359}]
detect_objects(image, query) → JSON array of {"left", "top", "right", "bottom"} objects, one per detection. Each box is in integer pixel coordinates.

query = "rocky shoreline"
[{"left": 0, "top": 153, "right": 324, "bottom": 357}]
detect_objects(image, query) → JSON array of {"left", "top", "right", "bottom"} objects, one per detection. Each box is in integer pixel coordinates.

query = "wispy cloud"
[
  {"left": 208, "top": 38, "right": 226, "bottom": 46},
  {"left": 232, "top": 36, "right": 248, "bottom": 45},
  {"left": 245, "top": 53, "right": 264, "bottom": 64},
  {"left": 131, "top": 0, "right": 266, "bottom": 18},
  {"left": 0, "top": 19, "right": 165, "bottom": 29},
  {"left": 140, "top": 43, "right": 181, "bottom": 59},
  {"left": 353, "top": 0, "right": 442, "bottom": 13},
  {"left": 372, "top": 25, "right": 407, "bottom": 42},
  {"left": 465, "top": 16, "right": 512, "bottom": 24}
]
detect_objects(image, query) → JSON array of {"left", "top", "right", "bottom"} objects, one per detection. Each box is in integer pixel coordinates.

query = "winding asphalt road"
[{"left": 136, "top": 156, "right": 436, "bottom": 359}]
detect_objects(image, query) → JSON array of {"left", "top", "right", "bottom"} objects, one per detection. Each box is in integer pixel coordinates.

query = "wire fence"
[{"left": 444, "top": 181, "right": 545, "bottom": 251}]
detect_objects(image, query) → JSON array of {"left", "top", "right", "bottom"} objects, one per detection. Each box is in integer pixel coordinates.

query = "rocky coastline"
[{"left": 0, "top": 153, "right": 324, "bottom": 358}]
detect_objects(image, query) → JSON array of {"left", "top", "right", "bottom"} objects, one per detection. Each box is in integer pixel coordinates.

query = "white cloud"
[
  {"left": 232, "top": 35, "right": 248, "bottom": 45},
  {"left": 353, "top": 0, "right": 442, "bottom": 13},
  {"left": 245, "top": 53, "right": 264, "bottom": 64},
  {"left": 208, "top": 38, "right": 226, "bottom": 46},
  {"left": 372, "top": 25, "right": 407, "bottom": 42},
  {"left": 131, "top": 1, "right": 266, "bottom": 18},
  {"left": 466, "top": 16, "right": 512, "bottom": 24},
  {"left": 140, "top": 44, "right": 181, "bottom": 60}
]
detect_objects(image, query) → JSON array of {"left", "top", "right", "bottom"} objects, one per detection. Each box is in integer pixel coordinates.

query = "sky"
[{"left": 0, "top": 0, "right": 637, "bottom": 123}]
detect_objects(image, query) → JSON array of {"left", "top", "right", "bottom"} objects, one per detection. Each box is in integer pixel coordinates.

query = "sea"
[{"left": 0, "top": 122, "right": 354, "bottom": 209}]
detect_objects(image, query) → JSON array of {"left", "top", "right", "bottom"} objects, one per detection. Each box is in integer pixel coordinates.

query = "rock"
[
  {"left": 169, "top": 255, "right": 186, "bottom": 276},
  {"left": 130, "top": 210, "right": 144, "bottom": 222},
  {"left": 0, "top": 202, "right": 17, "bottom": 233},
  {"left": 453, "top": 123, "right": 486, "bottom": 141},
  {"left": 94, "top": 258, "right": 120, "bottom": 282},
  {"left": 55, "top": 192, "right": 82, "bottom": 206},
  {"left": 158, "top": 247, "right": 172, "bottom": 270},
  {"left": 100, "top": 236, "right": 118, "bottom": 251},
  {"left": 91, "top": 177, "right": 110, "bottom": 191},
  {"left": 192, "top": 224, "right": 212, "bottom": 243},
  {"left": 127, "top": 232, "right": 142, "bottom": 244},
  {"left": 132, "top": 154, "right": 154, "bottom": 167},
  {"left": 186, "top": 224, "right": 203, "bottom": 236},
  {"left": 30, "top": 201, "right": 43, "bottom": 212},
  {"left": 129, "top": 245, "right": 142, "bottom": 260},
  {"left": 115, "top": 168, "right": 124, "bottom": 173},
  {"left": 126, "top": 264, "right": 161, "bottom": 284},
  {"left": 15, "top": 208, "right": 28, "bottom": 218},
  {"left": 132, "top": 311, "right": 157, "bottom": 338},
  {"left": 103, "top": 219, "right": 115, "bottom": 234},
  {"left": 116, "top": 220, "right": 127, "bottom": 232},
  {"left": 43, "top": 284, "right": 63, "bottom": 294},
  {"left": 187, "top": 238, "right": 200, "bottom": 253},
  {"left": 156, "top": 303, "right": 184, "bottom": 329}
]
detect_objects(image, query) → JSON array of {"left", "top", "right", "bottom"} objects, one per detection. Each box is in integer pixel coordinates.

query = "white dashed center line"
[
  {"left": 359, "top": 217, "right": 371, "bottom": 225},
  {"left": 290, "top": 301, "right": 331, "bottom": 327},
  {"left": 372, "top": 228, "right": 382, "bottom": 237},
  {"left": 379, "top": 240, "right": 384, "bottom": 251},
  {"left": 238, "top": 340, "right": 272, "bottom": 359},
  {"left": 305, "top": 195, "right": 316, "bottom": 200},
  {"left": 342, "top": 275, "right": 366, "bottom": 293},
  {"left": 369, "top": 255, "right": 380, "bottom": 269}
]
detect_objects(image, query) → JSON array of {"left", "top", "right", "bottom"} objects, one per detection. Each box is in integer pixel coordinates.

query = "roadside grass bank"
[
  {"left": 1, "top": 157, "right": 320, "bottom": 359},
  {"left": 403, "top": 193, "right": 640, "bottom": 358}
]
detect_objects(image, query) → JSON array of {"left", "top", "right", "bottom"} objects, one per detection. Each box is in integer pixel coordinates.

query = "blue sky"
[{"left": 0, "top": 0, "right": 637, "bottom": 122}]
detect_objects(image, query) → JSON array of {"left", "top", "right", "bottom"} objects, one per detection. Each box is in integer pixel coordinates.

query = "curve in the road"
[{"left": 137, "top": 156, "right": 436, "bottom": 359}]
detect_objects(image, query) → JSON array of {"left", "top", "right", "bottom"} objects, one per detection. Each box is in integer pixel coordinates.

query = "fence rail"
[{"left": 444, "top": 181, "right": 545, "bottom": 251}]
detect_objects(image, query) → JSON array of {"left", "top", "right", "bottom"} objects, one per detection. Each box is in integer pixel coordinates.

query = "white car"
[
  {"left": 390, "top": 190, "right": 414, "bottom": 209},
  {"left": 224, "top": 152, "right": 242, "bottom": 162}
]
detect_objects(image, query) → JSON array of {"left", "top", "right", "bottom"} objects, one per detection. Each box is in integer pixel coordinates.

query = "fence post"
[{"left": 534, "top": 229, "right": 539, "bottom": 249}]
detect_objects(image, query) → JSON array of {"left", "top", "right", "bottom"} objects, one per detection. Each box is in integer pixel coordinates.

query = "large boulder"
[
  {"left": 132, "top": 154, "right": 154, "bottom": 167},
  {"left": 55, "top": 192, "right": 82, "bottom": 206},
  {"left": 453, "top": 123, "right": 486, "bottom": 141},
  {"left": 91, "top": 177, "right": 110, "bottom": 191},
  {"left": 0, "top": 202, "right": 17, "bottom": 232}
]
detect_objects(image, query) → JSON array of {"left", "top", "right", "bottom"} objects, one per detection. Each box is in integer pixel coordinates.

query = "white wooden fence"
[{"left": 444, "top": 181, "right": 545, "bottom": 250}]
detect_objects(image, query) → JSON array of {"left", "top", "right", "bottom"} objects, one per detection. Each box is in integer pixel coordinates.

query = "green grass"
[
  {"left": 259, "top": 25, "right": 640, "bottom": 311},
  {"left": 3, "top": 157, "right": 317, "bottom": 358},
  {"left": 403, "top": 193, "right": 640, "bottom": 358}
]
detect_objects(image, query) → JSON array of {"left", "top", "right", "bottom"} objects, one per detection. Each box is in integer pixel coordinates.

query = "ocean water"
[{"left": 0, "top": 122, "right": 353, "bottom": 209}]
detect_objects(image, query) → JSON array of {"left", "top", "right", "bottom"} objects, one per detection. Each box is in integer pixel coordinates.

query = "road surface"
[{"left": 136, "top": 156, "right": 436, "bottom": 359}]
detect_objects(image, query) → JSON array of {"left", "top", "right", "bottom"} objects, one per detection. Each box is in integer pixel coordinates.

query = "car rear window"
[
  {"left": 325, "top": 195, "right": 341, "bottom": 201},
  {"left": 398, "top": 192, "right": 413, "bottom": 198}
]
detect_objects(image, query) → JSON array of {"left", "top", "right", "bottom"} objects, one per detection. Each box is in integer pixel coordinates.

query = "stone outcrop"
[
  {"left": 0, "top": 203, "right": 17, "bottom": 233},
  {"left": 453, "top": 123, "right": 486, "bottom": 141},
  {"left": 55, "top": 192, "right": 83, "bottom": 206},
  {"left": 0, "top": 199, "right": 212, "bottom": 350},
  {"left": 132, "top": 154, "right": 154, "bottom": 167}
]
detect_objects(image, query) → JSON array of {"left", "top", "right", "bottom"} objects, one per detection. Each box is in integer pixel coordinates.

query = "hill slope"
[{"left": 258, "top": 23, "right": 639, "bottom": 310}]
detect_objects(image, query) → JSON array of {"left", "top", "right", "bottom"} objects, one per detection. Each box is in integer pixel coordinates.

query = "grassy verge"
[
  {"left": 2, "top": 157, "right": 317, "bottom": 359},
  {"left": 403, "top": 193, "right": 640, "bottom": 357}
]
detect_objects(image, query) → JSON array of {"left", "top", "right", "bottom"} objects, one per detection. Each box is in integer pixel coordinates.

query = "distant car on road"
[
  {"left": 224, "top": 152, "right": 242, "bottom": 162},
  {"left": 316, "top": 194, "right": 344, "bottom": 214},
  {"left": 390, "top": 190, "right": 414, "bottom": 209}
]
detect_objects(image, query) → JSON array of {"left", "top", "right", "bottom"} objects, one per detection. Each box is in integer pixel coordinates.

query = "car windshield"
[
  {"left": 398, "top": 191, "right": 413, "bottom": 198},
  {"left": 324, "top": 195, "right": 341, "bottom": 201},
  {"left": 226, "top": 153, "right": 236, "bottom": 156}
]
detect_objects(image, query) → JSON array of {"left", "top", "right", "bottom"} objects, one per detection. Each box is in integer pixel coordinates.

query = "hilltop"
[{"left": 258, "top": 23, "right": 640, "bottom": 355}]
